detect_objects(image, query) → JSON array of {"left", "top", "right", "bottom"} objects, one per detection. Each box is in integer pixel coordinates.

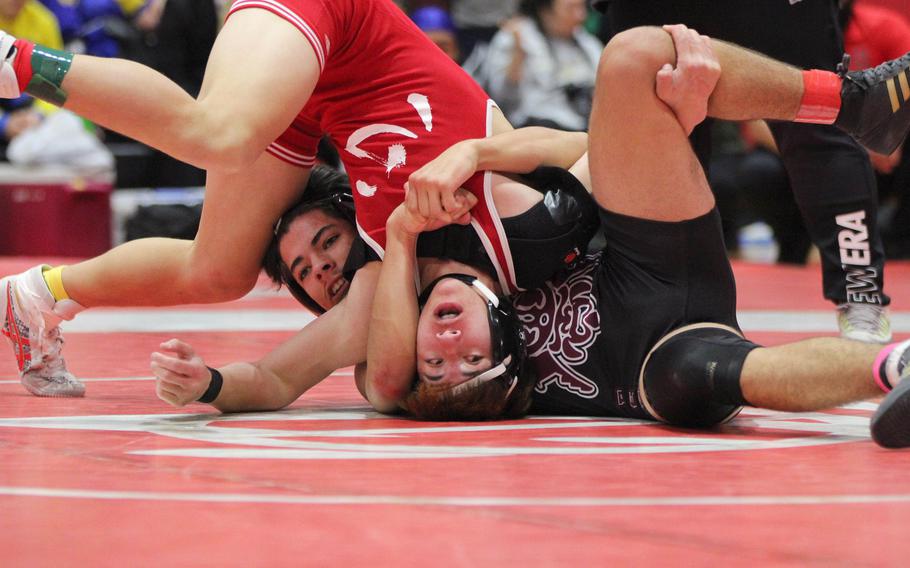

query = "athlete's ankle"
[
  {"left": 794, "top": 69, "right": 841, "bottom": 124},
  {"left": 10, "top": 39, "right": 73, "bottom": 106}
]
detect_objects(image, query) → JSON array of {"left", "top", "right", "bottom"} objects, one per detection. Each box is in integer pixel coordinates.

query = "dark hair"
[
  {"left": 519, "top": 0, "right": 555, "bottom": 19},
  {"left": 262, "top": 165, "right": 355, "bottom": 313},
  {"left": 401, "top": 359, "right": 537, "bottom": 421},
  {"left": 402, "top": 275, "right": 538, "bottom": 420}
]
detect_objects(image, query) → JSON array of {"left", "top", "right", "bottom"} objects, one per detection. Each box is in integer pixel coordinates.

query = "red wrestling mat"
[{"left": 2, "top": 257, "right": 910, "bottom": 566}]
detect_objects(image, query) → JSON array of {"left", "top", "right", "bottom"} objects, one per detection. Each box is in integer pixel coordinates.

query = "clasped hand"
[
  {"left": 394, "top": 140, "right": 481, "bottom": 235},
  {"left": 656, "top": 24, "right": 722, "bottom": 135}
]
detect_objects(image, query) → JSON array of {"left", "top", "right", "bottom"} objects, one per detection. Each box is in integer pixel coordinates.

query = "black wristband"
[{"left": 198, "top": 367, "right": 224, "bottom": 404}]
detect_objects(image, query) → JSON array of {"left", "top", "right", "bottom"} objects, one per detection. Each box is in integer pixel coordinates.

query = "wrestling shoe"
[
  {"left": 0, "top": 266, "right": 85, "bottom": 397},
  {"left": 0, "top": 31, "right": 22, "bottom": 98},
  {"left": 837, "top": 303, "right": 892, "bottom": 344},
  {"left": 835, "top": 52, "right": 910, "bottom": 155},
  {"left": 870, "top": 339, "right": 910, "bottom": 448}
]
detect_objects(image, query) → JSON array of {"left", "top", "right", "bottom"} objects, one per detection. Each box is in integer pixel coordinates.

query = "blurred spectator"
[
  {"left": 841, "top": 0, "right": 910, "bottom": 69},
  {"left": 411, "top": 5, "right": 460, "bottom": 62},
  {"left": 105, "top": 0, "right": 217, "bottom": 187},
  {"left": 40, "top": 0, "right": 148, "bottom": 58},
  {"left": 121, "top": 0, "right": 217, "bottom": 97},
  {"left": 706, "top": 1, "right": 910, "bottom": 263},
  {"left": 0, "top": 95, "right": 41, "bottom": 159},
  {"left": 1, "top": 0, "right": 63, "bottom": 46},
  {"left": 0, "top": 0, "right": 62, "bottom": 158},
  {"left": 703, "top": 120, "right": 751, "bottom": 256},
  {"left": 449, "top": 0, "right": 518, "bottom": 80},
  {"left": 480, "top": 0, "right": 601, "bottom": 131},
  {"left": 734, "top": 120, "right": 811, "bottom": 264}
]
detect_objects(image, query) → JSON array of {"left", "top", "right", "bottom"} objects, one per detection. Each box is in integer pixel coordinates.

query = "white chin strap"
[
  {"left": 449, "top": 355, "right": 517, "bottom": 399},
  {"left": 470, "top": 279, "right": 499, "bottom": 307}
]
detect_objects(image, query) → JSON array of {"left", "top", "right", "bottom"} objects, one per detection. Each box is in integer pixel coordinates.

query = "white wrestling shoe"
[
  {"left": 0, "top": 31, "right": 22, "bottom": 98},
  {"left": 1, "top": 266, "right": 85, "bottom": 397},
  {"left": 837, "top": 303, "right": 892, "bottom": 344}
]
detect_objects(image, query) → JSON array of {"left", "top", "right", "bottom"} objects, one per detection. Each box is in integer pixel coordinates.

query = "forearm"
[
  {"left": 210, "top": 361, "right": 299, "bottom": 413},
  {"left": 216, "top": 292, "right": 372, "bottom": 412},
  {"left": 365, "top": 225, "right": 420, "bottom": 412},
  {"left": 471, "top": 127, "right": 588, "bottom": 172}
]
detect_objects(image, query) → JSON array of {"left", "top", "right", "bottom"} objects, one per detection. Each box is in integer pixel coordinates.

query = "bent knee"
[
  {"left": 598, "top": 26, "right": 675, "bottom": 89},
  {"left": 184, "top": 265, "right": 259, "bottom": 303},
  {"left": 186, "top": 105, "right": 262, "bottom": 172},
  {"left": 639, "top": 324, "right": 758, "bottom": 428}
]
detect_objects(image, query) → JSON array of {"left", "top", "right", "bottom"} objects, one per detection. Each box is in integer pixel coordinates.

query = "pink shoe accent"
[{"left": 873, "top": 343, "right": 899, "bottom": 393}]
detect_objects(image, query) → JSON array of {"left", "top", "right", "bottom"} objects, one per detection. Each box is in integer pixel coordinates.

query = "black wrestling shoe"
[
  {"left": 870, "top": 340, "right": 910, "bottom": 448},
  {"left": 835, "top": 52, "right": 910, "bottom": 155}
]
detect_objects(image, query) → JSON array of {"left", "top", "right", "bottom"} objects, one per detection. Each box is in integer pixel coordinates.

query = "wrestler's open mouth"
[
  {"left": 435, "top": 303, "right": 462, "bottom": 320},
  {"left": 329, "top": 277, "right": 347, "bottom": 299}
]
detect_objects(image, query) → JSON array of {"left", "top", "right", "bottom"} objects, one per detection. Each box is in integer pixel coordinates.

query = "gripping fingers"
[
  {"left": 441, "top": 189, "right": 460, "bottom": 214},
  {"left": 416, "top": 183, "right": 432, "bottom": 218},
  {"left": 451, "top": 188, "right": 477, "bottom": 213},
  {"left": 155, "top": 380, "right": 186, "bottom": 407},
  {"left": 152, "top": 361, "right": 185, "bottom": 404},
  {"left": 425, "top": 186, "right": 447, "bottom": 220},
  {"left": 160, "top": 338, "right": 196, "bottom": 359},
  {"left": 447, "top": 189, "right": 476, "bottom": 225}
]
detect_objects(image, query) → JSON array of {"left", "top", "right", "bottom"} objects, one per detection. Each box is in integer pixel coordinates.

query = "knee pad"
[{"left": 638, "top": 323, "right": 760, "bottom": 428}]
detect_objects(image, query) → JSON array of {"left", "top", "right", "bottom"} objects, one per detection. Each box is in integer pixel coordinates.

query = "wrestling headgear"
[{"left": 418, "top": 273, "right": 528, "bottom": 399}]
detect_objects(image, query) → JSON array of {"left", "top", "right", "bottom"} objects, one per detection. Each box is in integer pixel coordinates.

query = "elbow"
[{"left": 366, "top": 371, "right": 412, "bottom": 412}]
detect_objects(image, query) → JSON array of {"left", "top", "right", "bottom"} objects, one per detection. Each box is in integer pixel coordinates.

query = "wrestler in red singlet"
[{"left": 228, "top": 0, "right": 520, "bottom": 291}]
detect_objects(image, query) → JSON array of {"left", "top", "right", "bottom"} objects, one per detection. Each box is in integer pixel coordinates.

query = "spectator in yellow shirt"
[{"left": 0, "top": 0, "right": 63, "bottom": 154}]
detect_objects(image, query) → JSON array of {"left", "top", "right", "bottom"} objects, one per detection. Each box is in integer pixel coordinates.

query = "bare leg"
[
  {"left": 741, "top": 339, "right": 881, "bottom": 411},
  {"left": 18, "top": 10, "right": 321, "bottom": 306},
  {"left": 59, "top": 10, "right": 319, "bottom": 171},
  {"left": 589, "top": 27, "right": 716, "bottom": 220},
  {"left": 589, "top": 26, "right": 810, "bottom": 219},
  {"left": 64, "top": 153, "right": 309, "bottom": 306},
  {"left": 707, "top": 38, "right": 802, "bottom": 122}
]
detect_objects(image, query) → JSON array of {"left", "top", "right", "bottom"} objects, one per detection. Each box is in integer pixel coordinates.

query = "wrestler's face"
[
  {"left": 279, "top": 210, "right": 355, "bottom": 310},
  {"left": 416, "top": 278, "right": 494, "bottom": 387},
  {"left": 542, "top": 0, "right": 588, "bottom": 38}
]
